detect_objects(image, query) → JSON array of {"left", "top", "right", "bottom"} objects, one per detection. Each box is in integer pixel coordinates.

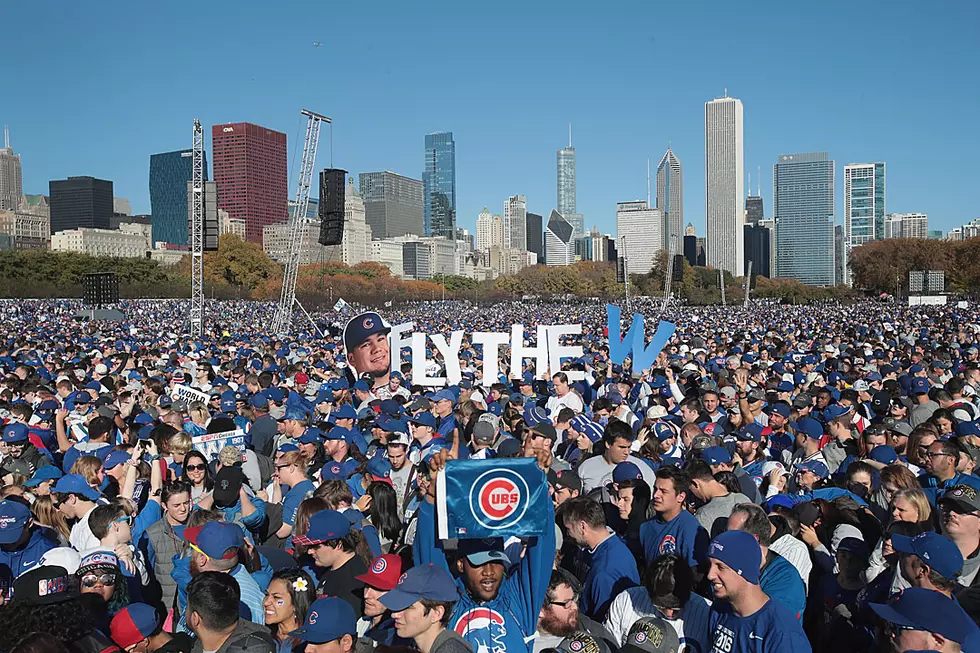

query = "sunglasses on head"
[
  {"left": 185, "top": 464, "right": 207, "bottom": 472},
  {"left": 81, "top": 573, "right": 116, "bottom": 588}
]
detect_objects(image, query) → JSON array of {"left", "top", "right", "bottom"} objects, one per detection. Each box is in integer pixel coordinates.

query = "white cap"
[
  {"left": 94, "top": 363, "right": 108, "bottom": 375},
  {"left": 646, "top": 405, "right": 668, "bottom": 419},
  {"left": 32, "top": 547, "right": 82, "bottom": 575},
  {"left": 761, "top": 461, "right": 788, "bottom": 477}
]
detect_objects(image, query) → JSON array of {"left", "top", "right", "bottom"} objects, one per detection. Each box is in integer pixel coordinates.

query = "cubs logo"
[
  {"left": 398, "top": 572, "right": 408, "bottom": 585},
  {"left": 634, "top": 632, "right": 647, "bottom": 643},
  {"left": 308, "top": 610, "right": 318, "bottom": 625},
  {"left": 569, "top": 640, "right": 584, "bottom": 652},
  {"left": 453, "top": 607, "right": 506, "bottom": 638},
  {"left": 363, "top": 317, "right": 374, "bottom": 330},
  {"left": 373, "top": 558, "right": 387, "bottom": 573},
  {"left": 659, "top": 535, "right": 677, "bottom": 555},
  {"left": 469, "top": 469, "right": 530, "bottom": 530}
]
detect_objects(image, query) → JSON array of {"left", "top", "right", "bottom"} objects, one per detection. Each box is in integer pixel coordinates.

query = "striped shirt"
[
  {"left": 605, "top": 586, "right": 712, "bottom": 653},
  {"left": 770, "top": 534, "right": 813, "bottom": 592}
]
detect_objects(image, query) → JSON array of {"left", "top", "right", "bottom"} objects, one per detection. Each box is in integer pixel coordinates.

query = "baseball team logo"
[
  {"left": 659, "top": 535, "right": 677, "bottom": 555},
  {"left": 469, "top": 468, "right": 530, "bottom": 530},
  {"left": 453, "top": 607, "right": 506, "bottom": 637},
  {"left": 363, "top": 317, "right": 374, "bottom": 329},
  {"left": 308, "top": 611, "right": 318, "bottom": 624},
  {"left": 373, "top": 558, "right": 387, "bottom": 573}
]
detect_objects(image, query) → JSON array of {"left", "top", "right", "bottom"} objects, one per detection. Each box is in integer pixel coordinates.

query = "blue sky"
[{"left": 5, "top": 0, "right": 979, "bottom": 237}]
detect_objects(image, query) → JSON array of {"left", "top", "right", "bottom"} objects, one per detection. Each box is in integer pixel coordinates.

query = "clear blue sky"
[{"left": 5, "top": 0, "right": 979, "bottom": 237}]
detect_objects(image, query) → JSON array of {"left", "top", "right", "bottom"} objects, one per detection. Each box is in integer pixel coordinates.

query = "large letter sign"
[{"left": 605, "top": 304, "right": 676, "bottom": 375}]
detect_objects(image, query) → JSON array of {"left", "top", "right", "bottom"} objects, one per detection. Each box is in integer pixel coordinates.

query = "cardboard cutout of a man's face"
[{"left": 343, "top": 312, "right": 391, "bottom": 386}]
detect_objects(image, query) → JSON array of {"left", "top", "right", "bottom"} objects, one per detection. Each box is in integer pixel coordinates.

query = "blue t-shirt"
[
  {"left": 282, "top": 479, "right": 316, "bottom": 527},
  {"left": 582, "top": 534, "right": 640, "bottom": 621},
  {"left": 640, "top": 510, "right": 710, "bottom": 568},
  {"left": 708, "top": 598, "right": 811, "bottom": 653},
  {"left": 760, "top": 552, "right": 806, "bottom": 622},
  {"left": 920, "top": 472, "right": 980, "bottom": 507}
]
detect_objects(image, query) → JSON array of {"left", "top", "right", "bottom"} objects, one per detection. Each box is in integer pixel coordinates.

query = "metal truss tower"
[
  {"left": 271, "top": 109, "right": 330, "bottom": 335},
  {"left": 189, "top": 119, "right": 205, "bottom": 337}
]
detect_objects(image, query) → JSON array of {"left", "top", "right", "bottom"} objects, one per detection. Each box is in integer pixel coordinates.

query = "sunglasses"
[
  {"left": 185, "top": 464, "right": 207, "bottom": 472},
  {"left": 114, "top": 515, "right": 132, "bottom": 526},
  {"left": 81, "top": 573, "right": 116, "bottom": 588}
]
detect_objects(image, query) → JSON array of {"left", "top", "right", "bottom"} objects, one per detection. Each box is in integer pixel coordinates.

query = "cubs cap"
[
  {"left": 183, "top": 521, "right": 244, "bottom": 559},
  {"left": 407, "top": 412, "right": 436, "bottom": 429},
  {"left": 701, "top": 446, "right": 732, "bottom": 466},
  {"left": 797, "top": 460, "right": 830, "bottom": 480},
  {"left": 289, "top": 596, "right": 357, "bottom": 644},
  {"left": 870, "top": 588, "right": 973, "bottom": 645},
  {"left": 892, "top": 532, "right": 964, "bottom": 580},
  {"left": 2, "top": 423, "right": 28, "bottom": 443},
  {"left": 23, "top": 465, "right": 63, "bottom": 488},
  {"left": 0, "top": 500, "right": 31, "bottom": 544},
  {"left": 612, "top": 461, "right": 643, "bottom": 483},
  {"left": 736, "top": 424, "right": 764, "bottom": 442},
  {"left": 77, "top": 550, "right": 120, "bottom": 576},
  {"left": 457, "top": 537, "right": 509, "bottom": 566},
  {"left": 293, "top": 510, "right": 351, "bottom": 546},
  {"left": 553, "top": 632, "right": 613, "bottom": 653},
  {"left": 52, "top": 474, "right": 101, "bottom": 501},
  {"left": 548, "top": 469, "right": 582, "bottom": 494},
  {"left": 940, "top": 484, "right": 980, "bottom": 513},
  {"left": 343, "top": 312, "right": 390, "bottom": 353},
  {"left": 354, "top": 554, "right": 403, "bottom": 591},
  {"left": 379, "top": 564, "right": 458, "bottom": 612},
  {"left": 621, "top": 616, "right": 681, "bottom": 653},
  {"left": 707, "top": 530, "right": 761, "bottom": 585},
  {"left": 473, "top": 421, "right": 496, "bottom": 444}
]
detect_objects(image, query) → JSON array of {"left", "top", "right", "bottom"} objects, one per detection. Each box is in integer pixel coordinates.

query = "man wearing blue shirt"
[
  {"left": 705, "top": 530, "right": 810, "bottom": 652},
  {"left": 640, "top": 466, "right": 709, "bottom": 569},
  {"left": 562, "top": 496, "right": 640, "bottom": 622},
  {"left": 273, "top": 450, "right": 316, "bottom": 545},
  {"left": 920, "top": 439, "right": 980, "bottom": 506}
]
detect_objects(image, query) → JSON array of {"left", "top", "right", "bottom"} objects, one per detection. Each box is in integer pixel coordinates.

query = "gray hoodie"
[{"left": 190, "top": 619, "right": 276, "bottom": 653}]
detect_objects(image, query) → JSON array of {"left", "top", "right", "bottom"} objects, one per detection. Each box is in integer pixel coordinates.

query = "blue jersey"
[
  {"left": 742, "top": 459, "right": 766, "bottom": 487},
  {"left": 640, "top": 510, "right": 710, "bottom": 568},
  {"left": 416, "top": 488, "right": 556, "bottom": 653},
  {"left": 0, "top": 528, "right": 59, "bottom": 600},
  {"left": 760, "top": 553, "right": 805, "bottom": 622},
  {"left": 708, "top": 598, "right": 811, "bottom": 653},
  {"left": 282, "top": 479, "right": 316, "bottom": 529},
  {"left": 920, "top": 472, "right": 980, "bottom": 507},
  {"left": 581, "top": 534, "right": 640, "bottom": 621}
]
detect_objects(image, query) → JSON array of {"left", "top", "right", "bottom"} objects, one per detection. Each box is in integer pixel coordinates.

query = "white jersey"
[{"left": 605, "top": 586, "right": 712, "bottom": 653}]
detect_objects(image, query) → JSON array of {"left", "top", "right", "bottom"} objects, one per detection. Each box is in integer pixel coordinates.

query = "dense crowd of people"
[{"left": 0, "top": 296, "right": 977, "bottom": 653}]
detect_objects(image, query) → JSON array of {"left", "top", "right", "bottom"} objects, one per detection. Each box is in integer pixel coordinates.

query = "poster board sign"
[
  {"left": 191, "top": 429, "right": 247, "bottom": 462},
  {"left": 172, "top": 384, "right": 210, "bottom": 405}
]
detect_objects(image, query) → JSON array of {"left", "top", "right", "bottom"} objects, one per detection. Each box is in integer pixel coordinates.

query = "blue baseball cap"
[
  {"left": 278, "top": 443, "right": 300, "bottom": 454},
  {"left": 702, "top": 446, "right": 733, "bottom": 466},
  {"left": 911, "top": 378, "right": 930, "bottom": 395},
  {"left": 294, "top": 510, "right": 351, "bottom": 546},
  {"left": 523, "top": 405, "right": 548, "bottom": 428},
  {"left": 158, "top": 395, "right": 173, "bottom": 409},
  {"left": 870, "top": 588, "right": 973, "bottom": 646},
  {"left": 798, "top": 460, "right": 830, "bottom": 479},
  {"left": 353, "top": 380, "right": 371, "bottom": 393},
  {"left": 133, "top": 413, "right": 154, "bottom": 426},
  {"left": 319, "top": 461, "right": 347, "bottom": 480},
  {"left": 2, "top": 422, "right": 28, "bottom": 443},
  {"left": 737, "top": 423, "right": 764, "bottom": 442},
  {"left": 797, "top": 417, "right": 824, "bottom": 440},
  {"left": 24, "top": 465, "right": 63, "bottom": 488},
  {"left": 892, "top": 532, "right": 963, "bottom": 580},
  {"left": 366, "top": 456, "right": 392, "bottom": 483},
  {"left": 220, "top": 391, "right": 236, "bottom": 413},
  {"left": 431, "top": 389, "right": 455, "bottom": 405},
  {"left": 183, "top": 521, "right": 244, "bottom": 559},
  {"left": 868, "top": 445, "right": 898, "bottom": 464},
  {"left": 103, "top": 449, "right": 132, "bottom": 470},
  {"left": 769, "top": 403, "right": 791, "bottom": 419},
  {"left": 407, "top": 412, "right": 436, "bottom": 429},
  {"left": 343, "top": 312, "right": 390, "bottom": 352},
  {"left": 52, "top": 474, "right": 100, "bottom": 501},
  {"left": 279, "top": 407, "right": 308, "bottom": 422},
  {"left": 776, "top": 381, "right": 794, "bottom": 393},
  {"left": 0, "top": 500, "right": 31, "bottom": 544},
  {"left": 379, "top": 564, "right": 458, "bottom": 612},
  {"left": 458, "top": 538, "right": 510, "bottom": 566},
  {"left": 653, "top": 422, "right": 675, "bottom": 441},
  {"left": 297, "top": 428, "right": 322, "bottom": 445},
  {"left": 289, "top": 596, "right": 356, "bottom": 644},
  {"left": 823, "top": 405, "right": 853, "bottom": 422},
  {"left": 325, "top": 426, "right": 353, "bottom": 443},
  {"left": 329, "top": 404, "right": 357, "bottom": 422},
  {"left": 379, "top": 399, "right": 403, "bottom": 417},
  {"left": 707, "top": 530, "right": 761, "bottom": 584},
  {"left": 249, "top": 393, "right": 270, "bottom": 410},
  {"left": 612, "top": 462, "right": 643, "bottom": 483}
]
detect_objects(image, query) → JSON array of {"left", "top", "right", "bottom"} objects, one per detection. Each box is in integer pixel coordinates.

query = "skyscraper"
[
  {"left": 545, "top": 210, "right": 574, "bottom": 266},
  {"left": 358, "top": 171, "right": 424, "bottom": 238},
  {"left": 211, "top": 122, "right": 287, "bottom": 244},
  {"left": 526, "top": 212, "right": 543, "bottom": 262},
  {"left": 423, "top": 132, "right": 456, "bottom": 238},
  {"left": 0, "top": 127, "right": 23, "bottom": 211},
  {"left": 773, "top": 152, "right": 836, "bottom": 286},
  {"left": 705, "top": 95, "right": 745, "bottom": 276},
  {"left": 743, "top": 223, "right": 771, "bottom": 278},
  {"left": 557, "top": 127, "right": 576, "bottom": 216},
  {"left": 616, "top": 200, "right": 663, "bottom": 275},
  {"left": 476, "top": 208, "right": 503, "bottom": 250},
  {"left": 656, "top": 148, "right": 683, "bottom": 253},
  {"left": 49, "top": 176, "right": 114, "bottom": 234},
  {"left": 504, "top": 195, "right": 527, "bottom": 251},
  {"left": 885, "top": 213, "right": 928, "bottom": 239},
  {"left": 150, "top": 149, "right": 209, "bottom": 246},
  {"left": 843, "top": 162, "right": 885, "bottom": 283}
]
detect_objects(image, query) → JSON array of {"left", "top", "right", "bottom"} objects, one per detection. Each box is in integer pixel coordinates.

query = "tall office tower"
[
  {"left": 557, "top": 126, "right": 576, "bottom": 216},
  {"left": 0, "top": 127, "right": 23, "bottom": 211},
  {"left": 504, "top": 195, "right": 527, "bottom": 251},
  {"left": 758, "top": 217, "right": 776, "bottom": 278},
  {"left": 743, "top": 223, "right": 771, "bottom": 278},
  {"left": 683, "top": 234, "right": 698, "bottom": 267},
  {"left": 616, "top": 200, "right": 663, "bottom": 275},
  {"left": 423, "top": 132, "right": 456, "bottom": 238},
  {"left": 843, "top": 162, "right": 885, "bottom": 283},
  {"left": 211, "top": 122, "right": 287, "bottom": 243},
  {"left": 656, "top": 148, "right": 683, "bottom": 253},
  {"left": 705, "top": 95, "right": 745, "bottom": 275},
  {"left": 526, "top": 212, "right": 544, "bottom": 261},
  {"left": 885, "top": 213, "right": 929, "bottom": 239},
  {"left": 49, "top": 176, "right": 114, "bottom": 234},
  {"left": 150, "top": 149, "right": 209, "bottom": 245},
  {"left": 545, "top": 210, "right": 574, "bottom": 266},
  {"left": 358, "top": 171, "right": 424, "bottom": 238},
  {"left": 476, "top": 208, "right": 503, "bottom": 250},
  {"left": 773, "top": 152, "right": 836, "bottom": 286}
]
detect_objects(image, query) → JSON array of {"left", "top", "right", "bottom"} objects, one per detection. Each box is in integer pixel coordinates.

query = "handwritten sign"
[{"left": 172, "top": 384, "right": 210, "bottom": 406}]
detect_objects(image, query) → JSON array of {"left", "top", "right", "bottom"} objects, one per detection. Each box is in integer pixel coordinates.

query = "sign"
[
  {"left": 959, "top": 301, "right": 969, "bottom": 309},
  {"left": 172, "top": 384, "right": 210, "bottom": 405},
  {"left": 606, "top": 304, "right": 676, "bottom": 375},
  {"left": 334, "top": 298, "right": 348, "bottom": 312},
  {"left": 191, "top": 429, "right": 247, "bottom": 462},
  {"left": 436, "top": 458, "right": 549, "bottom": 539}
]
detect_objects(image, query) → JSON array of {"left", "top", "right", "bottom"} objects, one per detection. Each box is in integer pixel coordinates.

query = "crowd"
[{"left": 0, "top": 296, "right": 977, "bottom": 653}]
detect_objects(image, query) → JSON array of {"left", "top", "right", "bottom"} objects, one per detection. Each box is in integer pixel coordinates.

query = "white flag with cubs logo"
[
  {"left": 333, "top": 298, "right": 348, "bottom": 312},
  {"left": 436, "top": 458, "right": 549, "bottom": 540}
]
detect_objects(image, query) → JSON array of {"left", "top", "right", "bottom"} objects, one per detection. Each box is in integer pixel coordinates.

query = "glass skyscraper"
[
  {"left": 149, "top": 149, "right": 207, "bottom": 245},
  {"left": 843, "top": 162, "right": 885, "bottom": 284},
  {"left": 656, "top": 148, "right": 683, "bottom": 254},
  {"left": 773, "top": 152, "right": 836, "bottom": 286},
  {"left": 423, "top": 132, "right": 456, "bottom": 239},
  {"left": 557, "top": 135, "right": 576, "bottom": 216}
]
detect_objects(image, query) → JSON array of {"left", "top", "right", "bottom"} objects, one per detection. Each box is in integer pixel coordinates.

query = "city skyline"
[{"left": 2, "top": 2, "right": 975, "bottom": 244}]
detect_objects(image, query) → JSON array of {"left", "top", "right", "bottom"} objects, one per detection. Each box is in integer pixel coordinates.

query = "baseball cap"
[
  {"left": 52, "top": 474, "right": 101, "bottom": 501},
  {"left": 289, "top": 596, "right": 357, "bottom": 644},
  {"left": 13, "top": 565, "right": 78, "bottom": 605},
  {"left": 823, "top": 405, "right": 853, "bottom": 422},
  {"left": 0, "top": 500, "right": 31, "bottom": 544},
  {"left": 792, "top": 392, "right": 812, "bottom": 409},
  {"left": 552, "top": 633, "right": 614, "bottom": 653},
  {"left": 407, "top": 412, "right": 436, "bottom": 429},
  {"left": 707, "top": 530, "right": 761, "bottom": 585},
  {"left": 701, "top": 446, "right": 732, "bottom": 466},
  {"left": 297, "top": 428, "right": 322, "bottom": 445},
  {"left": 892, "top": 532, "right": 963, "bottom": 580},
  {"left": 212, "top": 467, "right": 244, "bottom": 508},
  {"left": 24, "top": 465, "right": 63, "bottom": 488},
  {"left": 940, "top": 485, "right": 980, "bottom": 513},
  {"left": 111, "top": 603, "right": 161, "bottom": 649},
  {"left": 2, "top": 423, "right": 28, "bottom": 443},
  {"left": 736, "top": 423, "right": 764, "bottom": 442},
  {"left": 530, "top": 423, "right": 558, "bottom": 441},
  {"left": 366, "top": 456, "right": 392, "bottom": 485},
  {"left": 769, "top": 403, "right": 791, "bottom": 419},
  {"left": 646, "top": 405, "right": 668, "bottom": 420},
  {"left": 343, "top": 312, "right": 390, "bottom": 351},
  {"left": 355, "top": 554, "right": 403, "bottom": 591},
  {"left": 473, "top": 421, "right": 496, "bottom": 444},
  {"left": 35, "top": 547, "right": 81, "bottom": 575},
  {"left": 761, "top": 460, "right": 788, "bottom": 478},
  {"left": 183, "top": 521, "right": 244, "bottom": 559},
  {"left": 719, "top": 386, "right": 737, "bottom": 399},
  {"left": 868, "top": 445, "right": 898, "bottom": 464},
  {"left": 911, "top": 378, "right": 930, "bottom": 395},
  {"left": 852, "top": 380, "right": 870, "bottom": 392},
  {"left": 523, "top": 405, "right": 549, "bottom": 428},
  {"left": 103, "top": 449, "right": 132, "bottom": 471},
  {"left": 293, "top": 510, "right": 351, "bottom": 546},
  {"left": 653, "top": 422, "right": 675, "bottom": 441},
  {"left": 612, "top": 462, "right": 643, "bottom": 483},
  {"left": 431, "top": 389, "right": 455, "bottom": 405},
  {"left": 379, "top": 563, "right": 458, "bottom": 612},
  {"left": 797, "top": 460, "right": 830, "bottom": 480},
  {"left": 457, "top": 538, "right": 509, "bottom": 566},
  {"left": 797, "top": 417, "right": 824, "bottom": 440},
  {"left": 548, "top": 469, "right": 582, "bottom": 494},
  {"left": 870, "top": 588, "right": 973, "bottom": 646},
  {"left": 77, "top": 551, "right": 120, "bottom": 576},
  {"left": 220, "top": 391, "right": 236, "bottom": 413},
  {"left": 621, "top": 616, "right": 682, "bottom": 653}
]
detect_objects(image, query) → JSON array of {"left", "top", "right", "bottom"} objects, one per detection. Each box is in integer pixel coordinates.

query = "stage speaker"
[
  {"left": 83, "top": 272, "right": 119, "bottom": 307},
  {"left": 616, "top": 256, "right": 625, "bottom": 284},
  {"left": 318, "top": 168, "right": 347, "bottom": 246},
  {"left": 672, "top": 254, "right": 685, "bottom": 281}
]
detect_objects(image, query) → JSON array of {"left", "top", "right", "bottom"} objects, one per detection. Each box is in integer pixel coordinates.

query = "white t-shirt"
[
  {"left": 69, "top": 505, "right": 100, "bottom": 551},
  {"left": 605, "top": 586, "right": 712, "bottom": 652},
  {"left": 577, "top": 454, "right": 657, "bottom": 494},
  {"left": 546, "top": 392, "right": 584, "bottom": 420}
]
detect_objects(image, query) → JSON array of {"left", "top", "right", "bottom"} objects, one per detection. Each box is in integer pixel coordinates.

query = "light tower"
[{"left": 189, "top": 119, "right": 205, "bottom": 337}]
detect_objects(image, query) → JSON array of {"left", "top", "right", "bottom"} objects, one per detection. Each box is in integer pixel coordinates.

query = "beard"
[{"left": 539, "top": 608, "right": 579, "bottom": 637}]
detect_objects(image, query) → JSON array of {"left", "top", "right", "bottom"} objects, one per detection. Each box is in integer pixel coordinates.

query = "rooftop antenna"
[
  {"left": 3, "top": 125, "right": 8, "bottom": 149},
  {"left": 757, "top": 166, "right": 761, "bottom": 196},
  {"left": 568, "top": 122, "right": 572, "bottom": 148},
  {"left": 647, "top": 158, "right": 651, "bottom": 207}
]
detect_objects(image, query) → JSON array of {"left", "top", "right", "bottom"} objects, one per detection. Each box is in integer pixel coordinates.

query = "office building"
[
  {"left": 745, "top": 194, "right": 764, "bottom": 225},
  {"left": 843, "top": 162, "right": 885, "bottom": 283},
  {"left": 423, "top": 132, "right": 456, "bottom": 238},
  {"left": 705, "top": 95, "right": 744, "bottom": 275},
  {"left": 370, "top": 239, "right": 405, "bottom": 277},
  {"left": 885, "top": 213, "right": 928, "bottom": 240},
  {"left": 656, "top": 148, "right": 683, "bottom": 252},
  {"left": 49, "top": 176, "right": 114, "bottom": 233},
  {"left": 504, "top": 195, "right": 527, "bottom": 251},
  {"left": 579, "top": 227, "right": 613, "bottom": 263},
  {"left": 557, "top": 129, "right": 576, "bottom": 216},
  {"left": 773, "top": 152, "right": 835, "bottom": 286},
  {"left": 0, "top": 208, "right": 49, "bottom": 249},
  {"left": 0, "top": 127, "right": 23, "bottom": 211},
  {"left": 565, "top": 213, "right": 584, "bottom": 241},
  {"left": 526, "top": 212, "right": 543, "bottom": 261},
  {"left": 359, "top": 171, "right": 424, "bottom": 238},
  {"left": 51, "top": 222, "right": 150, "bottom": 258},
  {"left": 149, "top": 149, "right": 208, "bottom": 246},
  {"left": 758, "top": 218, "right": 776, "bottom": 277},
  {"left": 929, "top": 229, "right": 944, "bottom": 240},
  {"left": 545, "top": 210, "right": 574, "bottom": 266},
  {"left": 684, "top": 235, "right": 698, "bottom": 267},
  {"left": 743, "top": 223, "right": 771, "bottom": 278},
  {"left": 835, "top": 225, "right": 845, "bottom": 288},
  {"left": 219, "top": 211, "right": 245, "bottom": 240},
  {"left": 402, "top": 241, "right": 431, "bottom": 280},
  {"left": 476, "top": 208, "right": 503, "bottom": 250},
  {"left": 616, "top": 200, "right": 663, "bottom": 275},
  {"left": 113, "top": 198, "right": 131, "bottom": 216},
  {"left": 211, "top": 122, "right": 287, "bottom": 243}
]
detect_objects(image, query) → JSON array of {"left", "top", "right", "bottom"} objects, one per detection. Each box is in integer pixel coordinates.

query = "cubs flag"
[
  {"left": 333, "top": 298, "right": 349, "bottom": 312},
  {"left": 436, "top": 457, "right": 549, "bottom": 540}
]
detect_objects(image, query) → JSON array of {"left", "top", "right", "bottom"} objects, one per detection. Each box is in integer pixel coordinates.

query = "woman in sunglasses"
[
  {"left": 181, "top": 450, "right": 214, "bottom": 506},
  {"left": 76, "top": 550, "right": 131, "bottom": 632}
]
